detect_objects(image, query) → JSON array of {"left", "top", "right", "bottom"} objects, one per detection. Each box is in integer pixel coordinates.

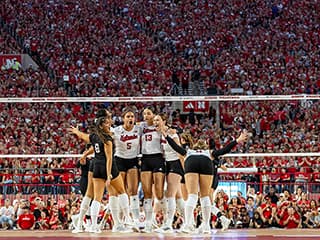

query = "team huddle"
[{"left": 68, "top": 107, "right": 248, "bottom": 234}]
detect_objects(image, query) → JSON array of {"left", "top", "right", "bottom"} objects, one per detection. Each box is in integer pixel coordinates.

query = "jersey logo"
[
  {"left": 120, "top": 135, "right": 138, "bottom": 142},
  {"left": 143, "top": 128, "right": 156, "bottom": 134}
]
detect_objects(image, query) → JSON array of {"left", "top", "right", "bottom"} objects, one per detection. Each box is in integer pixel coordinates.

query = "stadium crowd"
[
  {"left": 0, "top": 0, "right": 320, "bottom": 233},
  {"left": 0, "top": 0, "right": 319, "bottom": 97}
]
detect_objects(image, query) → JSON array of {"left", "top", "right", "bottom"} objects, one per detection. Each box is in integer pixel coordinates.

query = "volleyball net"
[{"left": 0, "top": 94, "right": 319, "bottom": 198}]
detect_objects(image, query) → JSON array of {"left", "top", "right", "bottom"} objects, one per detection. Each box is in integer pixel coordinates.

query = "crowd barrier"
[{"left": 1, "top": 172, "right": 319, "bottom": 200}]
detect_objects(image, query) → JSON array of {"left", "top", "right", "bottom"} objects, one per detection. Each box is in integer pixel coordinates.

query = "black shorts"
[
  {"left": 184, "top": 155, "right": 213, "bottom": 175},
  {"left": 89, "top": 158, "right": 95, "bottom": 172},
  {"left": 114, "top": 156, "right": 140, "bottom": 172},
  {"left": 79, "top": 176, "right": 88, "bottom": 196},
  {"left": 211, "top": 165, "right": 219, "bottom": 189},
  {"left": 166, "top": 160, "right": 184, "bottom": 177},
  {"left": 93, "top": 160, "right": 119, "bottom": 180},
  {"left": 141, "top": 153, "right": 165, "bottom": 173}
]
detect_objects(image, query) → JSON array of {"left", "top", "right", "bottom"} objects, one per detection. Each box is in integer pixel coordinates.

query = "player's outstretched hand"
[
  {"left": 68, "top": 125, "right": 80, "bottom": 135},
  {"left": 236, "top": 130, "right": 249, "bottom": 143}
]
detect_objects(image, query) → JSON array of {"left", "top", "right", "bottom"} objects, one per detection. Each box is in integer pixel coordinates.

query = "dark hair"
[
  {"left": 95, "top": 109, "right": 108, "bottom": 118},
  {"left": 157, "top": 113, "right": 168, "bottom": 122},
  {"left": 143, "top": 106, "right": 156, "bottom": 114},
  {"left": 90, "top": 116, "right": 113, "bottom": 144},
  {"left": 122, "top": 107, "right": 136, "bottom": 118},
  {"left": 209, "top": 138, "right": 216, "bottom": 151},
  {"left": 247, "top": 196, "right": 254, "bottom": 201}
]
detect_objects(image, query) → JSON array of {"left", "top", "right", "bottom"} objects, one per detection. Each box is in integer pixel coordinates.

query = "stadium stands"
[{"left": 0, "top": 0, "right": 319, "bottom": 231}]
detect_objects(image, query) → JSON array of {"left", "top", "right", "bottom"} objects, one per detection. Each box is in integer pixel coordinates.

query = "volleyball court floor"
[{"left": 1, "top": 229, "right": 320, "bottom": 240}]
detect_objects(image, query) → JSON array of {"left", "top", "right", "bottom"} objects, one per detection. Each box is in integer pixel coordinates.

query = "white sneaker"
[
  {"left": 89, "top": 225, "right": 102, "bottom": 234},
  {"left": 180, "top": 224, "right": 195, "bottom": 234},
  {"left": 98, "top": 221, "right": 105, "bottom": 231},
  {"left": 112, "top": 224, "right": 133, "bottom": 233},
  {"left": 140, "top": 223, "right": 152, "bottom": 233},
  {"left": 197, "top": 223, "right": 211, "bottom": 234},
  {"left": 72, "top": 227, "right": 83, "bottom": 233},
  {"left": 71, "top": 215, "right": 79, "bottom": 229},
  {"left": 84, "top": 220, "right": 91, "bottom": 232},
  {"left": 124, "top": 218, "right": 140, "bottom": 232},
  {"left": 221, "top": 216, "right": 231, "bottom": 231},
  {"left": 154, "top": 224, "right": 173, "bottom": 233},
  {"left": 152, "top": 219, "right": 159, "bottom": 229}
]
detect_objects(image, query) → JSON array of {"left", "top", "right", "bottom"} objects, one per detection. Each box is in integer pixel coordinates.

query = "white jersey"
[
  {"left": 186, "top": 149, "right": 212, "bottom": 159},
  {"left": 140, "top": 122, "right": 162, "bottom": 155},
  {"left": 161, "top": 133, "right": 180, "bottom": 161},
  {"left": 113, "top": 125, "right": 141, "bottom": 159}
]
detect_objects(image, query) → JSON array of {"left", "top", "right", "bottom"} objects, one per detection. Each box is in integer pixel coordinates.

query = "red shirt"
[
  {"left": 282, "top": 213, "right": 300, "bottom": 229},
  {"left": 260, "top": 203, "right": 276, "bottom": 219},
  {"left": 280, "top": 173, "right": 291, "bottom": 182},
  {"left": 38, "top": 217, "right": 50, "bottom": 230},
  {"left": 18, "top": 213, "right": 35, "bottom": 229}
]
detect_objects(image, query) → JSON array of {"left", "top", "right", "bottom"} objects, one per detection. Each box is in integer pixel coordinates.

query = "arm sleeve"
[
  {"left": 165, "top": 135, "right": 187, "bottom": 156},
  {"left": 213, "top": 140, "right": 237, "bottom": 158}
]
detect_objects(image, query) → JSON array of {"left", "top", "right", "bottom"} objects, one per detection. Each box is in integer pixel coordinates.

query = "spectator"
[
  {"left": 245, "top": 196, "right": 257, "bottom": 220},
  {"left": 295, "top": 167, "right": 309, "bottom": 193},
  {"left": 266, "top": 187, "right": 279, "bottom": 205},
  {"left": 17, "top": 206, "right": 35, "bottom": 230},
  {"left": 0, "top": 199, "right": 14, "bottom": 229},
  {"left": 314, "top": 208, "right": 320, "bottom": 228},
  {"left": 269, "top": 168, "right": 280, "bottom": 193},
  {"left": 33, "top": 200, "right": 49, "bottom": 221},
  {"left": 237, "top": 206, "right": 250, "bottom": 228},
  {"left": 257, "top": 196, "right": 276, "bottom": 228},
  {"left": 250, "top": 211, "right": 263, "bottom": 229},
  {"left": 280, "top": 168, "right": 291, "bottom": 193},
  {"left": 16, "top": 199, "right": 29, "bottom": 218},
  {"left": 301, "top": 211, "right": 317, "bottom": 229},
  {"left": 29, "top": 189, "right": 43, "bottom": 212},
  {"left": 281, "top": 206, "right": 301, "bottom": 229},
  {"left": 48, "top": 203, "right": 64, "bottom": 230},
  {"left": 35, "top": 211, "right": 49, "bottom": 230}
]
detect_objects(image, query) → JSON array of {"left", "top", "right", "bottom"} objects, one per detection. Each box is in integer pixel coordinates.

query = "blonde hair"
[
  {"left": 180, "top": 133, "right": 194, "bottom": 149},
  {"left": 193, "top": 139, "right": 208, "bottom": 150}
]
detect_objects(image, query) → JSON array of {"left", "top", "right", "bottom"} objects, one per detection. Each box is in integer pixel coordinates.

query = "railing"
[{"left": 1, "top": 172, "right": 319, "bottom": 198}]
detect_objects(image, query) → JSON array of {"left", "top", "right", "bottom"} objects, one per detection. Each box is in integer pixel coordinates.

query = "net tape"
[{"left": 0, "top": 94, "right": 319, "bottom": 103}]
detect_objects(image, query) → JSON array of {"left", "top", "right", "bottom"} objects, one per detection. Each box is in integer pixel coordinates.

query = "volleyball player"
[
  {"left": 69, "top": 109, "right": 108, "bottom": 233},
  {"left": 209, "top": 131, "right": 248, "bottom": 230},
  {"left": 139, "top": 107, "right": 165, "bottom": 233},
  {"left": 113, "top": 107, "right": 141, "bottom": 226},
  {"left": 153, "top": 113, "right": 184, "bottom": 233},
  {"left": 80, "top": 111, "right": 134, "bottom": 233},
  {"left": 69, "top": 109, "right": 133, "bottom": 233},
  {"left": 161, "top": 130, "right": 248, "bottom": 233}
]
